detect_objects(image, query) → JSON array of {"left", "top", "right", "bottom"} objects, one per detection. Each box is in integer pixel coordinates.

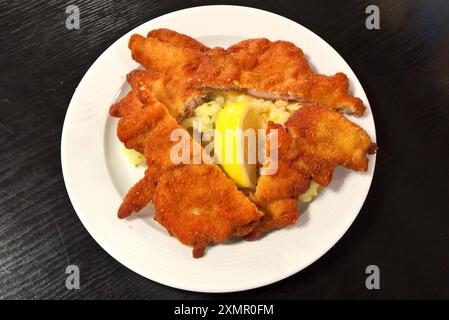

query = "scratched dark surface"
[{"left": 0, "top": 0, "right": 448, "bottom": 300}]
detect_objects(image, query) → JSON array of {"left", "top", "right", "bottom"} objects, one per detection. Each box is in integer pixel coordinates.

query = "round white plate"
[{"left": 61, "top": 5, "right": 376, "bottom": 293}]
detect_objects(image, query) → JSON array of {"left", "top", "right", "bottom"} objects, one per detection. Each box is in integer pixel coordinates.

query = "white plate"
[{"left": 61, "top": 5, "right": 376, "bottom": 293}]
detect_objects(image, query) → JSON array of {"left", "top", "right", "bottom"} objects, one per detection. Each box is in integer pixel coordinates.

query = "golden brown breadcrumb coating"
[
  {"left": 129, "top": 29, "right": 365, "bottom": 116},
  {"left": 114, "top": 98, "right": 263, "bottom": 257},
  {"left": 248, "top": 104, "right": 377, "bottom": 239}
]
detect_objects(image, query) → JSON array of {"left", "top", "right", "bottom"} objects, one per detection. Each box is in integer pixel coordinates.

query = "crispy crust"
[
  {"left": 247, "top": 105, "right": 377, "bottom": 239},
  {"left": 153, "top": 164, "right": 263, "bottom": 251},
  {"left": 114, "top": 97, "right": 263, "bottom": 257},
  {"left": 128, "top": 29, "right": 366, "bottom": 116},
  {"left": 228, "top": 39, "right": 365, "bottom": 115},
  {"left": 110, "top": 69, "right": 204, "bottom": 122},
  {"left": 147, "top": 28, "right": 209, "bottom": 52},
  {"left": 286, "top": 104, "right": 377, "bottom": 186},
  {"left": 111, "top": 29, "right": 377, "bottom": 252},
  {"left": 247, "top": 123, "right": 311, "bottom": 239}
]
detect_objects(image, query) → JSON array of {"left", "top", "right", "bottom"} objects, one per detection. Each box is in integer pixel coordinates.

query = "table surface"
[{"left": 0, "top": 0, "right": 448, "bottom": 299}]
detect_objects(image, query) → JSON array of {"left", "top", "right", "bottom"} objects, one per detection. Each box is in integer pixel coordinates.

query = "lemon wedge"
[{"left": 214, "top": 102, "right": 263, "bottom": 189}]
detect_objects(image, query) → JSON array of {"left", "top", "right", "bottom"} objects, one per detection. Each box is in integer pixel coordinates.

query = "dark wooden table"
[{"left": 1, "top": 0, "right": 448, "bottom": 299}]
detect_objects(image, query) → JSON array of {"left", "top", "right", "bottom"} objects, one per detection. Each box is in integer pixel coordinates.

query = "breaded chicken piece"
[
  {"left": 146, "top": 28, "right": 209, "bottom": 52},
  {"left": 110, "top": 69, "right": 206, "bottom": 122},
  {"left": 153, "top": 164, "right": 263, "bottom": 258},
  {"left": 109, "top": 71, "right": 146, "bottom": 119},
  {"left": 112, "top": 29, "right": 376, "bottom": 251},
  {"left": 247, "top": 123, "right": 311, "bottom": 240},
  {"left": 128, "top": 32, "right": 207, "bottom": 120},
  {"left": 247, "top": 104, "right": 376, "bottom": 239},
  {"left": 129, "top": 29, "right": 365, "bottom": 116},
  {"left": 196, "top": 39, "right": 365, "bottom": 115},
  {"left": 286, "top": 104, "right": 377, "bottom": 186},
  {"left": 114, "top": 95, "right": 166, "bottom": 153},
  {"left": 113, "top": 98, "right": 263, "bottom": 257},
  {"left": 118, "top": 166, "right": 159, "bottom": 218},
  {"left": 129, "top": 33, "right": 204, "bottom": 77}
]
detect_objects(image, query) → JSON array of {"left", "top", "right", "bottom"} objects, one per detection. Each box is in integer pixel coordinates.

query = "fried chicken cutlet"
[
  {"left": 111, "top": 96, "right": 263, "bottom": 257},
  {"left": 128, "top": 29, "right": 209, "bottom": 121},
  {"left": 247, "top": 104, "right": 377, "bottom": 239},
  {"left": 129, "top": 29, "right": 365, "bottom": 116},
  {"left": 246, "top": 122, "right": 311, "bottom": 240},
  {"left": 285, "top": 104, "right": 377, "bottom": 186},
  {"left": 111, "top": 29, "right": 377, "bottom": 255},
  {"left": 110, "top": 67, "right": 206, "bottom": 122}
]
